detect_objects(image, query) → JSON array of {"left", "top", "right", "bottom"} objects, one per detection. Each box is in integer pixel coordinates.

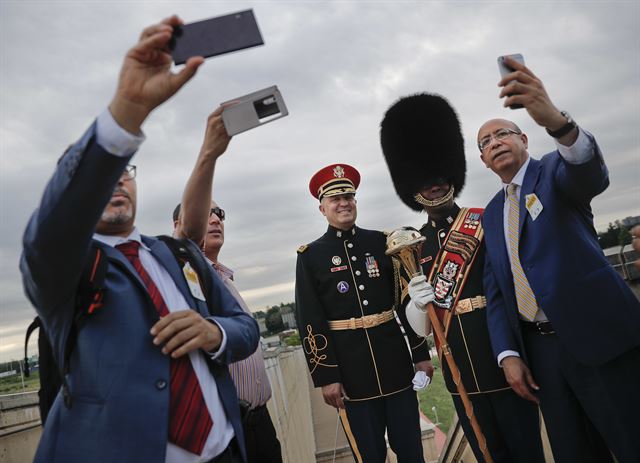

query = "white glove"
[
  {"left": 406, "top": 299, "right": 430, "bottom": 337},
  {"left": 412, "top": 371, "right": 431, "bottom": 391},
  {"left": 408, "top": 275, "right": 435, "bottom": 311}
]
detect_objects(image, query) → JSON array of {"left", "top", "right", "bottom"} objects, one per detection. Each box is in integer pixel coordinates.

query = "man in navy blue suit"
[
  {"left": 479, "top": 57, "right": 640, "bottom": 463},
  {"left": 20, "top": 16, "right": 259, "bottom": 463}
]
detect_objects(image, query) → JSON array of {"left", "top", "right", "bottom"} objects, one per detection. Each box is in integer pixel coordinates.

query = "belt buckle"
[
  {"left": 456, "top": 299, "right": 472, "bottom": 314},
  {"left": 348, "top": 317, "right": 357, "bottom": 330},
  {"left": 536, "top": 321, "right": 555, "bottom": 335},
  {"left": 362, "top": 314, "right": 377, "bottom": 329}
]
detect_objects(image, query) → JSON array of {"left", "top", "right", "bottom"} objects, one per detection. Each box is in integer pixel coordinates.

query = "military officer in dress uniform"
[
  {"left": 380, "top": 94, "right": 545, "bottom": 463},
  {"left": 295, "top": 163, "right": 432, "bottom": 463}
]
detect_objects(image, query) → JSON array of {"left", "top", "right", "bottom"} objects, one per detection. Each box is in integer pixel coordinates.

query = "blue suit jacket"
[
  {"left": 20, "top": 123, "right": 259, "bottom": 463},
  {"left": 483, "top": 138, "right": 640, "bottom": 367}
]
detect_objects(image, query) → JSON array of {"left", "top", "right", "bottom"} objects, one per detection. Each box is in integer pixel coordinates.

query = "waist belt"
[
  {"left": 521, "top": 320, "right": 556, "bottom": 335},
  {"left": 328, "top": 309, "right": 395, "bottom": 330},
  {"left": 454, "top": 296, "right": 487, "bottom": 314}
]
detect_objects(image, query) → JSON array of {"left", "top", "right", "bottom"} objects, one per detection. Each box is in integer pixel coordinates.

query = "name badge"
[
  {"left": 525, "top": 193, "right": 543, "bottom": 221},
  {"left": 183, "top": 262, "right": 206, "bottom": 301}
]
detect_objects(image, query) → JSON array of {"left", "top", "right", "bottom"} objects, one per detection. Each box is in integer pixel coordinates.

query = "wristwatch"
[{"left": 546, "top": 111, "right": 577, "bottom": 138}]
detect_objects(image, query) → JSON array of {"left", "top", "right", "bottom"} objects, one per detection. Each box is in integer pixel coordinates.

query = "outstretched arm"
[
  {"left": 175, "top": 105, "right": 232, "bottom": 245},
  {"left": 109, "top": 15, "right": 204, "bottom": 134},
  {"left": 498, "top": 56, "right": 577, "bottom": 146}
]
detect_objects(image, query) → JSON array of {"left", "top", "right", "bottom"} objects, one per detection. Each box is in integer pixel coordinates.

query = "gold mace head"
[{"left": 385, "top": 226, "right": 426, "bottom": 278}]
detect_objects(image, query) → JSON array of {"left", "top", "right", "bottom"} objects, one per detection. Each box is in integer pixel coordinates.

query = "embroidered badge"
[
  {"left": 337, "top": 281, "right": 350, "bottom": 293},
  {"left": 434, "top": 260, "right": 458, "bottom": 309},
  {"left": 331, "top": 265, "right": 348, "bottom": 273},
  {"left": 331, "top": 256, "right": 342, "bottom": 266},
  {"left": 333, "top": 165, "right": 345, "bottom": 178},
  {"left": 366, "top": 256, "right": 380, "bottom": 278}
]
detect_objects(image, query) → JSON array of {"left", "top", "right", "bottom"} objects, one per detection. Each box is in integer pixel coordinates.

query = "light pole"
[
  {"left": 431, "top": 406, "right": 440, "bottom": 425},
  {"left": 18, "top": 359, "right": 26, "bottom": 390}
]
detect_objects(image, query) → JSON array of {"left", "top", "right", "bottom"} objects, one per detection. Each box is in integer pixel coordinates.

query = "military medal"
[
  {"left": 366, "top": 256, "right": 380, "bottom": 278},
  {"left": 337, "top": 281, "right": 349, "bottom": 293},
  {"left": 463, "top": 212, "right": 481, "bottom": 230}
]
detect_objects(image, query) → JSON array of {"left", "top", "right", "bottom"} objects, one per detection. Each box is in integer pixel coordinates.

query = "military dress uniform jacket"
[
  {"left": 295, "top": 225, "right": 430, "bottom": 400},
  {"left": 418, "top": 205, "right": 510, "bottom": 395}
]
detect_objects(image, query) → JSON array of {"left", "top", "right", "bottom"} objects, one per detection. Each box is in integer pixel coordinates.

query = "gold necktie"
[{"left": 507, "top": 183, "right": 538, "bottom": 321}]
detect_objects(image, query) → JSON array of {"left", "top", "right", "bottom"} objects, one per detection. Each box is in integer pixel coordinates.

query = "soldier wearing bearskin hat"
[
  {"left": 295, "top": 164, "right": 432, "bottom": 462},
  {"left": 380, "top": 94, "right": 545, "bottom": 463}
]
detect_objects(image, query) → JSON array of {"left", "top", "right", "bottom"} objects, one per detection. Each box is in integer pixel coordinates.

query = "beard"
[{"left": 100, "top": 204, "right": 133, "bottom": 225}]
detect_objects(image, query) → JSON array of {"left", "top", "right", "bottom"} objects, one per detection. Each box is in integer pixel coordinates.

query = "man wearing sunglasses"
[
  {"left": 174, "top": 106, "right": 282, "bottom": 463},
  {"left": 20, "top": 17, "right": 259, "bottom": 463},
  {"left": 479, "top": 57, "right": 640, "bottom": 462},
  {"left": 380, "top": 93, "right": 544, "bottom": 463}
]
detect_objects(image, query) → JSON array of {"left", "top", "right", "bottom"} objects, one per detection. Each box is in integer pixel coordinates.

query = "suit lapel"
[
  {"left": 101, "top": 243, "right": 147, "bottom": 291},
  {"left": 487, "top": 193, "right": 510, "bottom": 274},
  {"left": 518, "top": 158, "right": 542, "bottom": 237}
]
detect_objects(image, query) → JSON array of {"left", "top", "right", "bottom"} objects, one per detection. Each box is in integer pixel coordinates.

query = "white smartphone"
[
  {"left": 221, "top": 86, "right": 289, "bottom": 136},
  {"left": 498, "top": 54, "right": 525, "bottom": 109}
]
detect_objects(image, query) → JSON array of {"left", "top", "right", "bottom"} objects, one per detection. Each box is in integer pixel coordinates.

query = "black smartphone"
[
  {"left": 498, "top": 54, "right": 525, "bottom": 109},
  {"left": 170, "top": 10, "right": 264, "bottom": 65}
]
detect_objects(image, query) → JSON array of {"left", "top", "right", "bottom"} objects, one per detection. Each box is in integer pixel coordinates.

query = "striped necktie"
[
  {"left": 116, "top": 241, "right": 213, "bottom": 455},
  {"left": 506, "top": 184, "right": 538, "bottom": 321}
]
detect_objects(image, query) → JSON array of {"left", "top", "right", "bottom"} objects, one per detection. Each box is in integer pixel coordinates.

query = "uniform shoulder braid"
[{"left": 297, "top": 244, "right": 309, "bottom": 254}]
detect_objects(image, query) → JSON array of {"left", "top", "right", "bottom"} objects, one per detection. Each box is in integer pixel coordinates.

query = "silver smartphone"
[
  {"left": 498, "top": 54, "right": 525, "bottom": 109},
  {"left": 221, "top": 86, "right": 288, "bottom": 136}
]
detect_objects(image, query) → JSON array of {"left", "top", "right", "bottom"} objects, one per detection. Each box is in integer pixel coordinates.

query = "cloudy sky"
[{"left": 1, "top": 0, "right": 638, "bottom": 362}]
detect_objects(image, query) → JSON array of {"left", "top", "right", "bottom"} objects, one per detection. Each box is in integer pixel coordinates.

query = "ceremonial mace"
[{"left": 386, "top": 227, "right": 494, "bottom": 463}]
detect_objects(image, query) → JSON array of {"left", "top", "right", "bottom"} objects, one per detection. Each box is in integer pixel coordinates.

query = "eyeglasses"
[
  {"left": 210, "top": 207, "right": 225, "bottom": 221},
  {"left": 122, "top": 164, "right": 137, "bottom": 180},
  {"left": 478, "top": 128, "right": 521, "bottom": 152}
]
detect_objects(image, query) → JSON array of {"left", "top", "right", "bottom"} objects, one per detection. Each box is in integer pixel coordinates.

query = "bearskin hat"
[{"left": 380, "top": 93, "right": 466, "bottom": 211}]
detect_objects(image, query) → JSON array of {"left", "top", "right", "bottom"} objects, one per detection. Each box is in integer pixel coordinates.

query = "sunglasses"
[{"left": 210, "top": 207, "right": 226, "bottom": 221}]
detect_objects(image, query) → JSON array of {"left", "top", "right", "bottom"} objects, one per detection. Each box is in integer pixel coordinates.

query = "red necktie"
[{"left": 116, "top": 241, "right": 213, "bottom": 455}]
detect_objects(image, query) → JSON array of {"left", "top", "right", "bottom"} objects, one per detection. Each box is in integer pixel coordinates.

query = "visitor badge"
[
  {"left": 525, "top": 193, "right": 543, "bottom": 221},
  {"left": 183, "top": 262, "right": 206, "bottom": 301}
]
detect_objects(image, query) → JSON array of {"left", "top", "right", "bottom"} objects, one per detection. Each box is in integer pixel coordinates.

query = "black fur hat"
[{"left": 380, "top": 93, "right": 466, "bottom": 211}]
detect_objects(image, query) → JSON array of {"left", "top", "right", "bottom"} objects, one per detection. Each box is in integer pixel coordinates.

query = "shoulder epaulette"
[{"left": 297, "top": 244, "right": 309, "bottom": 254}]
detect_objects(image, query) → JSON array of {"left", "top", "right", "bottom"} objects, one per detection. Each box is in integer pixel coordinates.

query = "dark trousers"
[
  {"left": 524, "top": 329, "right": 640, "bottom": 463},
  {"left": 242, "top": 404, "right": 282, "bottom": 463},
  {"left": 341, "top": 387, "right": 424, "bottom": 463},
  {"left": 452, "top": 388, "right": 545, "bottom": 463}
]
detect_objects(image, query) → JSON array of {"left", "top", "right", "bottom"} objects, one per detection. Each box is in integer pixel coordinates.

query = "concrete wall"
[
  {"left": 0, "top": 392, "right": 41, "bottom": 463},
  {"left": 264, "top": 346, "right": 439, "bottom": 463}
]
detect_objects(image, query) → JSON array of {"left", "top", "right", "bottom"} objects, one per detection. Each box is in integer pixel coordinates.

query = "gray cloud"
[{"left": 1, "top": 1, "right": 638, "bottom": 361}]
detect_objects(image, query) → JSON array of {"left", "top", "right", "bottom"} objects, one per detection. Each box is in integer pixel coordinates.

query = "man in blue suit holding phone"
[
  {"left": 20, "top": 16, "right": 259, "bottom": 463},
  {"left": 479, "top": 57, "right": 640, "bottom": 463}
]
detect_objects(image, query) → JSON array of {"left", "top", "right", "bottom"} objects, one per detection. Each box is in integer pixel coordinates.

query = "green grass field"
[
  {"left": 0, "top": 371, "right": 40, "bottom": 395},
  {"left": 417, "top": 357, "right": 456, "bottom": 434}
]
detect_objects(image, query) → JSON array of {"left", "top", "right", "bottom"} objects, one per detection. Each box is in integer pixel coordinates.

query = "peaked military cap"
[
  {"left": 380, "top": 93, "right": 466, "bottom": 211},
  {"left": 309, "top": 164, "right": 361, "bottom": 200}
]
